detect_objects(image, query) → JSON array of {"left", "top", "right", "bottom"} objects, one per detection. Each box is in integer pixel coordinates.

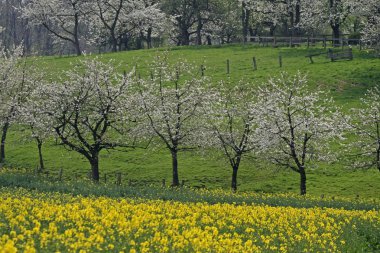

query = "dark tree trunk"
[
  {"left": 111, "top": 31, "right": 118, "bottom": 52},
  {"left": 73, "top": 13, "right": 82, "bottom": 56},
  {"left": 90, "top": 154, "right": 100, "bottom": 182},
  {"left": 74, "top": 37, "right": 81, "bottom": 56},
  {"left": 295, "top": 0, "right": 301, "bottom": 28},
  {"left": 206, "top": 35, "right": 212, "bottom": 45},
  {"left": 180, "top": 28, "right": 190, "bottom": 46},
  {"left": 231, "top": 165, "right": 238, "bottom": 193},
  {"left": 377, "top": 121, "right": 380, "bottom": 172},
  {"left": 299, "top": 167, "right": 307, "bottom": 195},
  {"left": 269, "top": 25, "right": 276, "bottom": 37},
  {"left": 136, "top": 35, "right": 143, "bottom": 50},
  {"left": 171, "top": 150, "right": 180, "bottom": 187},
  {"left": 241, "top": 3, "right": 250, "bottom": 43},
  {"left": 329, "top": 0, "right": 341, "bottom": 47},
  {"left": 146, "top": 27, "right": 152, "bottom": 49},
  {"left": 332, "top": 24, "right": 340, "bottom": 47},
  {"left": 196, "top": 16, "right": 203, "bottom": 45},
  {"left": 289, "top": 11, "right": 294, "bottom": 33},
  {"left": 0, "top": 121, "right": 10, "bottom": 164},
  {"left": 377, "top": 146, "right": 380, "bottom": 172},
  {"left": 36, "top": 138, "right": 44, "bottom": 172},
  {"left": 122, "top": 34, "right": 129, "bottom": 51},
  {"left": 249, "top": 27, "right": 256, "bottom": 41}
]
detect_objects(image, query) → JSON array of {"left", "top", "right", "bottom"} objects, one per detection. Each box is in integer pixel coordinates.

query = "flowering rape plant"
[{"left": 0, "top": 188, "right": 378, "bottom": 252}]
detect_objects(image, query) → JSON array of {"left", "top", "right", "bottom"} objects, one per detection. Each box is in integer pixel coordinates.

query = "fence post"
[
  {"left": 104, "top": 173, "right": 107, "bottom": 183},
  {"left": 226, "top": 59, "right": 230, "bottom": 74},
  {"left": 273, "top": 37, "right": 277, "bottom": 47},
  {"left": 359, "top": 40, "right": 362, "bottom": 51},
  {"left": 200, "top": 65, "right": 205, "bottom": 76},
  {"left": 116, "top": 172, "right": 122, "bottom": 186},
  {"left": 252, "top": 57, "right": 257, "bottom": 71},
  {"left": 162, "top": 179, "right": 166, "bottom": 188},
  {"left": 181, "top": 180, "right": 185, "bottom": 187},
  {"left": 323, "top": 37, "right": 327, "bottom": 49},
  {"left": 58, "top": 168, "right": 63, "bottom": 181},
  {"left": 328, "top": 49, "right": 333, "bottom": 62},
  {"left": 307, "top": 36, "right": 310, "bottom": 48},
  {"left": 279, "top": 55, "right": 283, "bottom": 68}
]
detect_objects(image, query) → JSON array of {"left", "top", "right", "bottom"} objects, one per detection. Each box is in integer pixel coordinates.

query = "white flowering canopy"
[{"left": 256, "top": 72, "right": 345, "bottom": 171}]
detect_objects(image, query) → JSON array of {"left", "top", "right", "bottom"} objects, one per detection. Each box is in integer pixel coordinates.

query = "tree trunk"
[
  {"left": 0, "top": 121, "right": 10, "bottom": 164},
  {"left": 146, "top": 27, "right": 152, "bottom": 49},
  {"left": 332, "top": 24, "right": 340, "bottom": 47},
  {"left": 269, "top": 25, "right": 276, "bottom": 37},
  {"left": 36, "top": 138, "right": 44, "bottom": 172},
  {"left": 180, "top": 28, "right": 190, "bottom": 46},
  {"left": 206, "top": 35, "right": 212, "bottom": 45},
  {"left": 90, "top": 154, "right": 100, "bottom": 182},
  {"left": 73, "top": 13, "right": 82, "bottom": 56},
  {"left": 231, "top": 165, "right": 238, "bottom": 193},
  {"left": 171, "top": 150, "right": 180, "bottom": 187},
  {"left": 376, "top": 144, "right": 380, "bottom": 172},
  {"left": 299, "top": 167, "right": 307, "bottom": 195},
  {"left": 136, "top": 35, "right": 143, "bottom": 50},
  {"left": 241, "top": 3, "right": 250, "bottom": 43},
  {"left": 122, "top": 34, "right": 129, "bottom": 51},
  {"left": 295, "top": 0, "right": 301, "bottom": 32},
  {"left": 377, "top": 120, "right": 380, "bottom": 172},
  {"left": 111, "top": 31, "right": 118, "bottom": 52},
  {"left": 196, "top": 16, "right": 203, "bottom": 45}
]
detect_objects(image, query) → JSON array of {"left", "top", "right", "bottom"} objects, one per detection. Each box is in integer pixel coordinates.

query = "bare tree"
[
  {"left": 39, "top": 58, "right": 135, "bottom": 181},
  {"left": 257, "top": 72, "right": 344, "bottom": 195},
  {"left": 136, "top": 53, "right": 208, "bottom": 186}
]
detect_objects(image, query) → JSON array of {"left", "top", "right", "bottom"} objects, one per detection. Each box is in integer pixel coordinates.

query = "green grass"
[
  {"left": 3, "top": 44, "right": 380, "bottom": 199},
  {"left": 0, "top": 170, "right": 378, "bottom": 211},
  {"left": 37, "top": 44, "right": 380, "bottom": 103}
]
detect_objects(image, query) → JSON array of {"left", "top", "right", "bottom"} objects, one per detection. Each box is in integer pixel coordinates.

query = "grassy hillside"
[{"left": 3, "top": 44, "right": 380, "bottom": 198}]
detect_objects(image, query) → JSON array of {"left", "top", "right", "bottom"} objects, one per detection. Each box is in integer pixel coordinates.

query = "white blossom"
[
  {"left": 256, "top": 72, "right": 345, "bottom": 195},
  {"left": 347, "top": 87, "right": 380, "bottom": 172}
]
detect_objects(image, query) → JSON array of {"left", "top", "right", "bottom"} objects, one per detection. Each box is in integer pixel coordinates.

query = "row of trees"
[
  {"left": 0, "top": 0, "right": 379, "bottom": 55},
  {"left": 1, "top": 46, "right": 379, "bottom": 194}
]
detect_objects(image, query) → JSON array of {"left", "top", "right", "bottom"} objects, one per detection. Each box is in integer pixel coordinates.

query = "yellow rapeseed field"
[{"left": 0, "top": 188, "right": 379, "bottom": 253}]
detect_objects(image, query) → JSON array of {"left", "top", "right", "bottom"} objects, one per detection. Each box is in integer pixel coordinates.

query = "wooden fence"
[{"left": 245, "top": 36, "right": 366, "bottom": 50}]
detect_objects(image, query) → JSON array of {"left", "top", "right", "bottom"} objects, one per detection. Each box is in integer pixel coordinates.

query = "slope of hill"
[{"left": 4, "top": 45, "right": 380, "bottom": 198}]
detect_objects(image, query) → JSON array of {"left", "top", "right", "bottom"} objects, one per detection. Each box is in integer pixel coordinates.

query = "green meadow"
[{"left": 4, "top": 44, "right": 380, "bottom": 199}]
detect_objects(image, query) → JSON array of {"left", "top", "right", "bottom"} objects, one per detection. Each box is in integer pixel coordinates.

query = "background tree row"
[{"left": 0, "top": 0, "right": 378, "bottom": 55}]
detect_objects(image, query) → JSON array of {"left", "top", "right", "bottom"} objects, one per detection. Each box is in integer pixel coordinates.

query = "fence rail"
[{"left": 245, "top": 36, "right": 366, "bottom": 50}]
